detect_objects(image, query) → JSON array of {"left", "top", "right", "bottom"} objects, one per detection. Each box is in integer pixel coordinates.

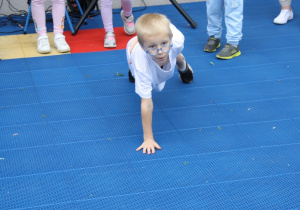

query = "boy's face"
[{"left": 142, "top": 32, "right": 172, "bottom": 66}]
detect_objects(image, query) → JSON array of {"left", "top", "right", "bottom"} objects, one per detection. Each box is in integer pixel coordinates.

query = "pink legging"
[
  {"left": 101, "top": 0, "right": 132, "bottom": 33},
  {"left": 31, "top": 0, "right": 65, "bottom": 36}
]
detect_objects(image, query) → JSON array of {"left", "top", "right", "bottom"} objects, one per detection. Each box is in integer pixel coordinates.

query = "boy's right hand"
[{"left": 136, "top": 138, "right": 161, "bottom": 154}]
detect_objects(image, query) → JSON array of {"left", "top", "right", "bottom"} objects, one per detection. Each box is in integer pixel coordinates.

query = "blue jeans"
[{"left": 206, "top": 0, "right": 244, "bottom": 46}]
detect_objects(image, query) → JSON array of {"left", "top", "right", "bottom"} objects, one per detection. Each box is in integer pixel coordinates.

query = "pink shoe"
[
  {"left": 121, "top": 10, "right": 135, "bottom": 35},
  {"left": 104, "top": 32, "right": 116, "bottom": 48}
]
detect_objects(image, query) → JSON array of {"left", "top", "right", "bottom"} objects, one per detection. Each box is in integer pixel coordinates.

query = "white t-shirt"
[{"left": 126, "top": 24, "right": 184, "bottom": 99}]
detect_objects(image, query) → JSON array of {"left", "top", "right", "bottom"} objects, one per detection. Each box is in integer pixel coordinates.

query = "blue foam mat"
[{"left": 1, "top": 0, "right": 300, "bottom": 209}]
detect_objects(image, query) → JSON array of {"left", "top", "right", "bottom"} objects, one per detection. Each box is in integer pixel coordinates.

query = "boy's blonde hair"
[{"left": 135, "top": 13, "right": 172, "bottom": 45}]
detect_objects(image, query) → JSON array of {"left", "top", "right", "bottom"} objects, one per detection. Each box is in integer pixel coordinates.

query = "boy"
[{"left": 126, "top": 13, "right": 193, "bottom": 154}]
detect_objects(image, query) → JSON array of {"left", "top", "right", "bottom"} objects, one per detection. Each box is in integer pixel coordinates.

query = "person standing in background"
[
  {"left": 101, "top": 0, "right": 135, "bottom": 48},
  {"left": 31, "top": 0, "right": 71, "bottom": 54},
  {"left": 274, "top": 0, "right": 293, "bottom": 24},
  {"left": 204, "top": 0, "right": 243, "bottom": 60}
]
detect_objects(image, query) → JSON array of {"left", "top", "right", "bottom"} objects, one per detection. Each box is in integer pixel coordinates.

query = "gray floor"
[{"left": 0, "top": 0, "right": 205, "bottom": 16}]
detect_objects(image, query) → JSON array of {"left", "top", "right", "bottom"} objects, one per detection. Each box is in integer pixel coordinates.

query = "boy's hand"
[
  {"left": 136, "top": 138, "right": 161, "bottom": 154},
  {"left": 129, "top": 37, "right": 138, "bottom": 64}
]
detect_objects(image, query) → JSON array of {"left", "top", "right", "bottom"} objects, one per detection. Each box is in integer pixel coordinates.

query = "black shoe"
[
  {"left": 128, "top": 70, "right": 135, "bottom": 83},
  {"left": 178, "top": 63, "right": 193, "bottom": 84},
  {"left": 204, "top": 35, "right": 221, "bottom": 52}
]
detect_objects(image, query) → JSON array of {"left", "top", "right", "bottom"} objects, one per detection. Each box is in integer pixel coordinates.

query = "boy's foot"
[
  {"left": 178, "top": 63, "right": 193, "bottom": 84},
  {"left": 204, "top": 35, "right": 221, "bottom": 52},
  {"left": 104, "top": 32, "right": 116, "bottom": 48},
  {"left": 128, "top": 70, "right": 135, "bottom": 83},
  {"left": 216, "top": 43, "right": 241, "bottom": 59},
  {"left": 54, "top": 33, "right": 70, "bottom": 53},
  {"left": 121, "top": 10, "right": 135, "bottom": 35},
  {"left": 274, "top": 9, "right": 293, "bottom": 24},
  {"left": 37, "top": 34, "right": 51, "bottom": 54}
]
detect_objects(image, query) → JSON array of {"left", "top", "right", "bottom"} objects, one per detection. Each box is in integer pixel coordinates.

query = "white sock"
[{"left": 177, "top": 61, "right": 187, "bottom": 72}]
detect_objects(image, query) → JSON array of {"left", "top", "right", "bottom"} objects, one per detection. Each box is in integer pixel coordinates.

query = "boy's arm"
[
  {"left": 128, "top": 37, "right": 138, "bottom": 64},
  {"left": 136, "top": 97, "right": 161, "bottom": 154}
]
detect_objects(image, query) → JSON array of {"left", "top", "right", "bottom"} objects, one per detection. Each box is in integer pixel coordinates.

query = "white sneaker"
[
  {"left": 121, "top": 10, "right": 135, "bottom": 35},
  {"left": 37, "top": 34, "right": 51, "bottom": 54},
  {"left": 54, "top": 33, "right": 70, "bottom": 53},
  {"left": 104, "top": 32, "right": 116, "bottom": 48},
  {"left": 274, "top": 9, "right": 293, "bottom": 24}
]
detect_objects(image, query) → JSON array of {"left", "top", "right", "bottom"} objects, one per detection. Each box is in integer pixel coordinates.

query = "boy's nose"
[{"left": 157, "top": 48, "right": 163, "bottom": 54}]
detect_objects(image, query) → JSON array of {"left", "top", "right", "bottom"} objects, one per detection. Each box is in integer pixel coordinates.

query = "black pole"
[
  {"left": 73, "top": 0, "right": 98, "bottom": 35},
  {"left": 169, "top": 0, "right": 197, "bottom": 28}
]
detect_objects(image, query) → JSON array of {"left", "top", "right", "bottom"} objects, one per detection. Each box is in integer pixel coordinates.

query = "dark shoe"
[
  {"left": 204, "top": 36, "right": 221, "bottom": 52},
  {"left": 216, "top": 43, "right": 241, "bottom": 59},
  {"left": 178, "top": 63, "right": 193, "bottom": 84},
  {"left": 128, "top": 70, "right": 135, "bottom": 83}
]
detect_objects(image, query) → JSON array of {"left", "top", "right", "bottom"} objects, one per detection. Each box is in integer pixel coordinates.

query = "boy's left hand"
[{"left": 136, "top": 138, "right": 161, "bottom": 154}]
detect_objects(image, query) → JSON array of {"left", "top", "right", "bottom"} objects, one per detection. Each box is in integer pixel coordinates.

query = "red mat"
[{"left": 65, "top": 27, "right": 135, "bottom": 53}]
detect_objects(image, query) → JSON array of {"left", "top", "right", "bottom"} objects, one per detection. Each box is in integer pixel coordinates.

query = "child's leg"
[
  {"left": 31, "top": 0, "right": 47, "bottom": 36},
  {"left": 121, "top": 0, "right": 132, "bottom": 17},
  {"left": 101, "top": 0, "right": 114, "bottom": 33},
  {"left": 176, "top": 53, "right": 187, "bottom": 71},
  {"left": 176, "top": 54, "right": 193, "bottom": 84},
  {"left": 52, "top": 0, "right": 70, "bottom": 53},
  {"left": 120, "top": 0, "right": 135, "bottom": 35},
  {"left": 52, "top": 0, "right": 65, "bottom": 35}
]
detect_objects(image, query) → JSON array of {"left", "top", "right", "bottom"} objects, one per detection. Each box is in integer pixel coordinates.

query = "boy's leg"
[
  {"left": 176, "top": 54, "right": 193, "bottom": 84},
  {"left": 121, "top": 0, "right": 135, "bottom": 35},
  {"left": 52, "top": 0, "right": 70, "bottom": 53},
  {"left": 204, "top": 0, "right": 224, "bottom": 52},
  {"left": 216, "top": 0, "right": 243, "bottom": 59}
]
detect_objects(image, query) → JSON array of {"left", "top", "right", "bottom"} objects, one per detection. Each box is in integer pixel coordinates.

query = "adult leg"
[
  {"left": 274, "top": 0, "right": 293, "bottom": 24},
  {"left": 279, "top": 0, "right": 292, "bottom": 8}
]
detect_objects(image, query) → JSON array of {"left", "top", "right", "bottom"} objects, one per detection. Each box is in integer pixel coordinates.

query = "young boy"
[{"left": 126, "top": 13, "right": 193, "bottom": 154}]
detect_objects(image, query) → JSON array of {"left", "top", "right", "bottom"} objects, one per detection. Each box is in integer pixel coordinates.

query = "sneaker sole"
[
  {"left": 104, "top": 44, "right": 117, "bottom": 48},
  {"left": 216, "top": 50, "right": 241, "bottom": 60},
  {"left": 204, "top": 43, "right": 221, "bottom": 52},
  {"left": 37, "top": 49, "right": 51, "bottom": 54}
]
